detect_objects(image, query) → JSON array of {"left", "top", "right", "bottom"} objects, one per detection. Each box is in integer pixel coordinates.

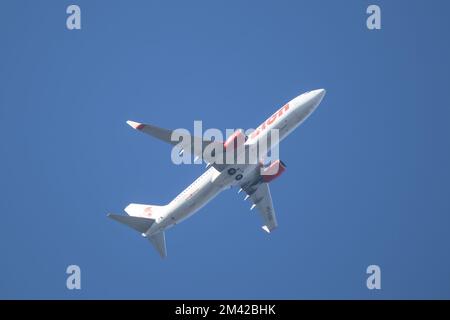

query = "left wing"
[
  {"left": 241, "top": 181, "right": 278, "bottom": 233},
  {"left": 126, "top": 120, "right": 226, "bottom": 171}
]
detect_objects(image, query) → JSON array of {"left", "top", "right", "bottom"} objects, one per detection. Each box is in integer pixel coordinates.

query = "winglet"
[
  {"left": 127, "top": 120, "right": 145, "bottom": 130},
  {"left": 262, "top": 225, "right": 271, "bottom": 233}
]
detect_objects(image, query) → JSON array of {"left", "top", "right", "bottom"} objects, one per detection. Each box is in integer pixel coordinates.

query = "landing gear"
[{"left": 235, "top": 174, "right": 243, "bottom": 181}]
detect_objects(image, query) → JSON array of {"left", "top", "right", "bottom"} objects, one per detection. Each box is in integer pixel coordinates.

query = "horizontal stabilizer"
[
  {"left": 149, "top": 231, "right": 167, "bottom": 258},
  {"left": 108, "top": 213, "right": 155, "bottom": 233}
]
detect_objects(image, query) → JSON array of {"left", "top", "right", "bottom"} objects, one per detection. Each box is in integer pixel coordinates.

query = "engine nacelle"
[
  {"left": 261, "top": 160, "right": 287, "bottom": 183},
  {"left": 223, "top": 130, "right": 247, "bottom": 150}
]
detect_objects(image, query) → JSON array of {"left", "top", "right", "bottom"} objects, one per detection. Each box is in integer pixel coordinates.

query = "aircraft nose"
[
  {"left": 310, "top": 88, "right": 326, "bottom": 102},
  {"left": 292, "top": 88, "right": 326, "bottom": 121},
  {"left": 306, "top": 88, "right": 326, "bottom": 110}
]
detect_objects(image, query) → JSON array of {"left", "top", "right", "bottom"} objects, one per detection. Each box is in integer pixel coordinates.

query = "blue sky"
[{"left": 1, "top": 0, "right": 450, "bottom": 299}]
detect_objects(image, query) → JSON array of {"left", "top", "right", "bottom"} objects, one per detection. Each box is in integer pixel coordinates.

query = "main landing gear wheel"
[
  {"left": 235, "top": 174, "right": 243, "bottom": 181},
  {"left": 227, "top": 168, "right": 237, "bottom": 175}
]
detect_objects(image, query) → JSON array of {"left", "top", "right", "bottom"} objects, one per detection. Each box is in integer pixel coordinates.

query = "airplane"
[{"left": 108, "top": 89, "right": 326, "bottom": 258}]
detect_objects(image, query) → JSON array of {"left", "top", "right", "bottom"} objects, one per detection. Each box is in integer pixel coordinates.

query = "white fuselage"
[{"left": 147, "top": 89, "right": 326, "bottom": 235}]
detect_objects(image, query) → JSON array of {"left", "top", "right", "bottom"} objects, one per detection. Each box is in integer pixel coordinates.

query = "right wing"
[
  {"left": 127, "top": 120, "right": 226, "bottom": 171},
  {"left": 241, "top": 181, "right": 278, "bottom": 233}
]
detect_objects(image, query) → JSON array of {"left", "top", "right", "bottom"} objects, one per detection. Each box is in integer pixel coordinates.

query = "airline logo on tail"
[{"left": 144, "top": 206, "right": 153, "bottom": 218}]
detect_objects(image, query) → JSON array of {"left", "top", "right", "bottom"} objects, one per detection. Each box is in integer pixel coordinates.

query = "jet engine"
[{"left": 261, "top": 160, "right": 287, "bottom": 183}]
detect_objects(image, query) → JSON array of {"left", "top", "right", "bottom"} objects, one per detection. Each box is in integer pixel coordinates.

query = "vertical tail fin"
[{"left": 124, "top": 203, "right": 166, "bottom": 219}]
